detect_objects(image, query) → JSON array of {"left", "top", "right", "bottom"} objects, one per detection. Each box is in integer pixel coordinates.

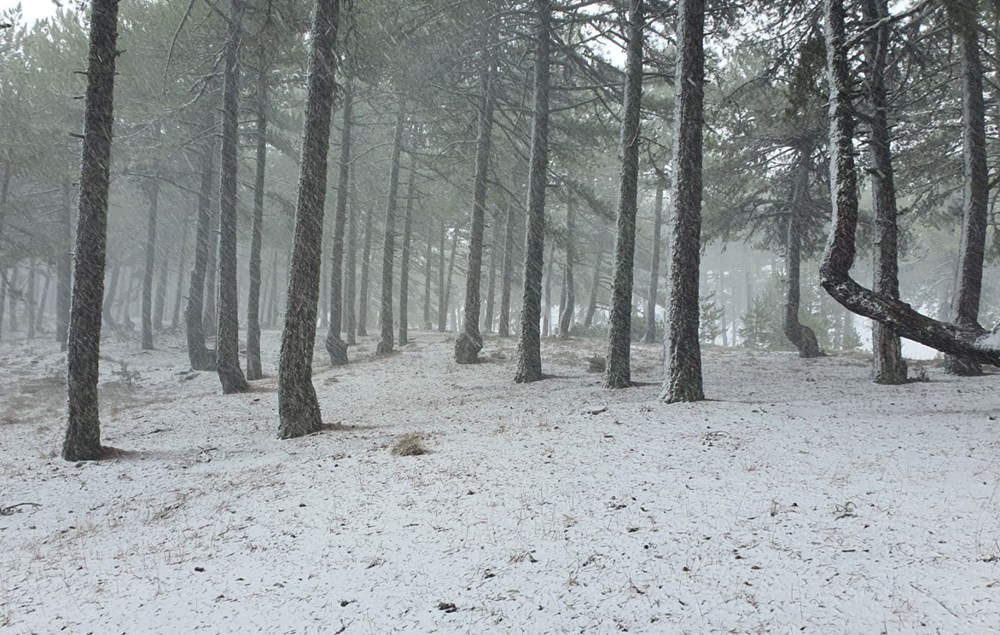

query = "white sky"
[{"left": 0, "top": 0, "right": 66, "bottom": 25}]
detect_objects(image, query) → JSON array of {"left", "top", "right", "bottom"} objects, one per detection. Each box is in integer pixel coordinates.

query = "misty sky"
[{"left": 1, "top": 0, "right": 62, "bottom": 24}]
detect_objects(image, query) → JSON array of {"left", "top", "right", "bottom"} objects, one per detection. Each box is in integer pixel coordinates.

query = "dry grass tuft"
[{"left": 390, "top": 433, "right": 429, "bottom": 457}]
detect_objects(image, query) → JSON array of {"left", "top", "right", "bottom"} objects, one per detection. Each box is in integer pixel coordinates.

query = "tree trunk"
[
  {"left": 456, "top": 49, "right": 497, "bottom": 364},
  {"left": 437, "top": 220, "right": 448, "bottom": 331},
  {"left": 498, "top": 195, "right": 517, "bottom": 337},
  {"left": 376, "top": 102, "right": 406, "bottom": 355},
  {"left": 484, "top": 211, "right": 499, "bottom": 334},
  {"left": 215, "top": 0, "right": 250, "bottom": 394},
  {"left": 153, "top": 249, "right": 168, "bottom": 332},
  {"left": 558, "top": 197, "right": 576, "bottom": 339},
  {"left": 863, "top": 0, "right": 906, "bottom": 383},
  {"left": 325, "top": 78, "right": 353, "bottom": 366},
  {"left": 101, "top": 263, "right": 118, "bottom": 330},
  {"left": 444, "top": 228, "right": 459, "bottom": 330},
  {"left": 63, "top": 0, "right": 120, "bottom": 462},
  {"left": 0, "top": 270, "right": 6, "bottom": 342},
  {"left": 660, "top": 0, "right": 705, "bottom": 403},
  {"left": 171, "top": 217, "right": 189, "bottom": 330},
  {"left": 543, "top": 243, "right": 553, "bottom": 337},
  {"left": 820, "top": 0, "right": 1000, "bottom": 367},
  {"left": 783, "top": 150, "right": 822, "bottom": 358},
  {"left": 584, "top": 250, "right": 604, "bottom": 329},
  {"left": 642, "top": 179, "right": 664, "bottom": 344},
  {"left": 357, "top": 207, "right": 373, "bottom": 336},
  {"left": 278, "top": 0, "right": 340, "bottom": 439},
  {"left": 514, "top": 0, "right": 552, "bottom": 383},
  {"left": 56, "top": 177, "right": 73, "bottom": 350},
  {"left": 141, "top": 179, "right": 160, "bottom": 349},
  {"left": 25, "top": 260, "right": 36, "bottom": 339},
  {"left": 423, "top": 225, "right": 433, "bottom": 330},
  {"left": 398, "top": 158, "right": 417, "bottom": 346},
  {"left": 945, "top": 0, "right": 989, "bottom": 376},
  {"left": 606, "top": 0, "right": 645, "bottom": 388},
  {"left": 35, "top": 265, "right": 52, "bottom": 334},
  {"left": 247, "top": 50, "right": 270, "bottom": 381},
  {"left": 344, "top": 181, "right": 358, "bottom": 345},
  {"left": 185, "top": 148, "right": 216, "bottom": 370}
]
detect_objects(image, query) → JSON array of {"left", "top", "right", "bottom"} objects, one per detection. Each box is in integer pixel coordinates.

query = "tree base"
[
  {"left": 944, "top": 354, "right": 983, "bottom": 377},
  {"left": 218, "top": 366, "right": 250, "bottom": 394},
  {"left": 455, "top": 331, "right": 483, "bottom": 364},
  {"left": 375, "top": 339, "right": 394, "bottom": 356},
  {"left": 326, "top": 334, "right": 348, "bottom": 366}
]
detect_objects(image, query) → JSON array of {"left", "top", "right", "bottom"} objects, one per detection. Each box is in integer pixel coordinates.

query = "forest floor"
[{"left": 1, "top": 329, "right": 999, "bottom": 634}]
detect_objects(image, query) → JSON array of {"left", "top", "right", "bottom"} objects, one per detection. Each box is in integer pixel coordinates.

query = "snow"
[
  {"left": 1, "top": 330, "right": 998, "bottom": 634},
  {"left": 976, "top": 329, "right": 1000, "bottom": 352}
]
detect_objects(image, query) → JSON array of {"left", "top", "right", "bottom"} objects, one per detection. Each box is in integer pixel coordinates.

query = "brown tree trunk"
[
  {"left": 63, "top": 0, "right": 120, "bottom": 461},
  {"left": 325, "top": 79, "right": 353, "bottom": 366},
  {"left": 661, "top": 0, "right": 705, "bottom": 403},
  {"left": 278, "top": 0, "right": 340, "bottom": 439},
  {"left": 376, "top": 102, "right": 406, "bottom": 355},
  {"left": 456, "top": 49, "right": 497, "bottom": 363},
  {"left": 606, "top": 0, "right": 645, "bottom": 387},
  {"left": 215, "top": 0, "right": 250, "bottom": 394}
]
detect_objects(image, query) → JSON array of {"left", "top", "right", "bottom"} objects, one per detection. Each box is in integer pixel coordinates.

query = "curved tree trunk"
[
  {"left": 376, "top": 103, "right": 406, "bottom": 355},
  {"left": 63, "top": 0, "right": 120, "bottom": 462},
  {"left": 246, "top": 51, "right": 269, "bottom": 381},
  {"left": 278, "top": 0, "right": 340, "bottom": 439},
  {"left": 216, "top": 0, "right": 250, "bottom": 394},
  {"left": 558, "top": 196, "right": 576, "bottom": 339},
  {"left": 185, "top": 148, "right": 216, "bottom": 370},
  {"left": 398, "top": 158, "right": 416, "bottom": 346},
  {"left": 945, "top": 0, "right": 989, "bottom": 376},
  {"left": 660, "top": 0, "right": 705, "bottom": 403},
  {"left": 325, "top": 79, "right": 353, "bottom": 366},
  {"left": 141, "top": 179, "right": 159, "bottom": 350},
  {"left": 606, "top": 0, "right": 645, "bottom": 388},
  {"left": 456, "top": 51, "right": 497, "bottom": 364},
  {"left": 863, "top": 0, "right": 906, "bottom": 383},
  {"left": 56, "top": 177, "right": 73, "bottom": 351},
  {"left": 642, "top": 179, "right": 664, "bottom": 344},
  {"left": 783, "top": 151, "right": 822, "bottom": 358},
  {"left": 820, "top": 0, "right": 1000, "bottom": 367}
]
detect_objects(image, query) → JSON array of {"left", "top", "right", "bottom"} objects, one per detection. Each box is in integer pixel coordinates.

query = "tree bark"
[
  {"left": 543, "top": 243, "right": 553, "bottom": 337},
  {"left": 945, "top": 0, "right": 989, "bottom": 376},
  {"left": 820, "top": 0, "right": 1000, "bottom": 367},
  {"left": 101, "top": 263, "right": 119, "bottom": 330},
  {"left": 444, "top": 227, "right": 459, "bottom": 330},
  {"left": 376, "top": 102, "right": 406, "bottom": 355},
  {"left": 783, "top": 149, "right": 822, "bottom": 358},
  {"left": 56, "top": 177, "right": 73, "bottom": 351},
  {"left": 185, "top": 147, "right": 216, "bottom": 370},
  {"left": 660, "top": 0, "right": 705, "bottom": 403},
  {"left": 141, "top": 179, "right": 160, "bottom": 350},
  {"left": 153, "top": 249, "right": 168, "bottom": 331},
  {"left": 35, "top": 265, "right": 51, "bottom": 334},
  {"left": 584, "top": 250, "right": 604, "bottom": 329},
  {"left": 863, "top": 0, "right": 906, "bottom": 383},
  {"left": 606, "top": 0, "right": 645, "bottom": 388},
  {"left": 325, "top": 79, "right": 353, "bottom": 366},
  {"left": 0, "top": 270, "right": 6, "bottom": 342},
  {"left": 642, "top": 179, "right": 664, "bottom": 344},
  {"left": 456, "top": 50, "right": 497, "bottom": 364},
  {"left": 423, "top": 225, "right": 433, "bottom": 330},
  {"left": 215, "top": 0, "right": 250, "bottom": 394},
  {"left": 437, "top": 220, "right": 448, "bottom": 331},
  {"left": 344, "top": 181, "right": 358, "bottom": 345},
  {"left": 63, "top": 0, "right": 120, "bottom": 462},
  {"left": 498, "top": 195, "right": 517, "bottom": 337},
  {"left": 398, "top": 158, "right": 416, "bottom": 346},
  {"left": 558, "top": 196, "right": 576, "bottom": 339},
  {"left": 357, "top": 206, "right": 373, "bottom": 336},
  {"left": 246, "top": 50, "right": 270, "bottom": 381},
  {"left": 278, "top": 0, "right": 340, "bottom": 439},
  {"left": 25, "top": 260, "right": 36, "bottom": 339},
  {"left": 484, "top": 211, "right": 499, "bottom": 334},
  {"left": 171, "top": 217, "right": 189, "bottom": 330}
]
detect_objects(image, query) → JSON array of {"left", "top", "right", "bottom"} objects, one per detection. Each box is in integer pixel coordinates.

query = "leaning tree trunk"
[
  {"left": 514, "top": 0, "right": 552, "bottom": 383},
  {"left": 606, "top": 0, "right": 645, "bottom": 388},
  {"left": 398, "top": 158, "right": 417, "bottom": 346},
  {"left": 246, "top": 50, "right": 270, "bottom": 381},
  {"left": 783, "top": 150, "right": 822, "bottom": 358},
  {"left": 498, "top": 195, "right": 517, "bottom": 337},
  {"left": 141, "top": 178, "right": 160, "bottom": 350},
  {"left": 216, "top": 0, "right": 250, "bottom": 394},
  {"left": 820, "top": 0, "right": 1000, "bottom": 366},
  {"left": 63, "top": 0, "right": 120, "bottom": 462},
  {"left": 344, "top": 181, "right": 358, "bottom": 345},
  {"left": 642, "top": 178, "right": 664, "bottom": 343},
  {"left": 558, "top": 196, "right": 576, "bottom": 339},
  {"left": 325, "top": 79, "right": 353, "bottom": 366},
  {"left": 456, "top": 51, "right": 497, "bottom": 364},
  {"left": 945, "top": 0, "right": 989, "bottom": 376},
  {"left": 357, "top": 206, "right": 373, "bottom": 336},
  {"left": 376, "top": 102, "right": 406, "bottom": 355},
  {"left": 863, "top": 0, "right": 906, "bottom": 383},
  {"left": 56, "top": 177, "right": 73, "bottom": 351},
  {"left": 277, "top": 0, "right": 340, "bottom": 439},
  {"left": 661, "top": 0, "right": 705, "bottom": 403},
  {"left": 185, "top": 148, "right": 216, "bottom": 370}
]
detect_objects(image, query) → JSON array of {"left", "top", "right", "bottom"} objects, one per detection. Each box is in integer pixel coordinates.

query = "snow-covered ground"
[{"left": 1, "top": 330, "right": 998, "bottom": 634}]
